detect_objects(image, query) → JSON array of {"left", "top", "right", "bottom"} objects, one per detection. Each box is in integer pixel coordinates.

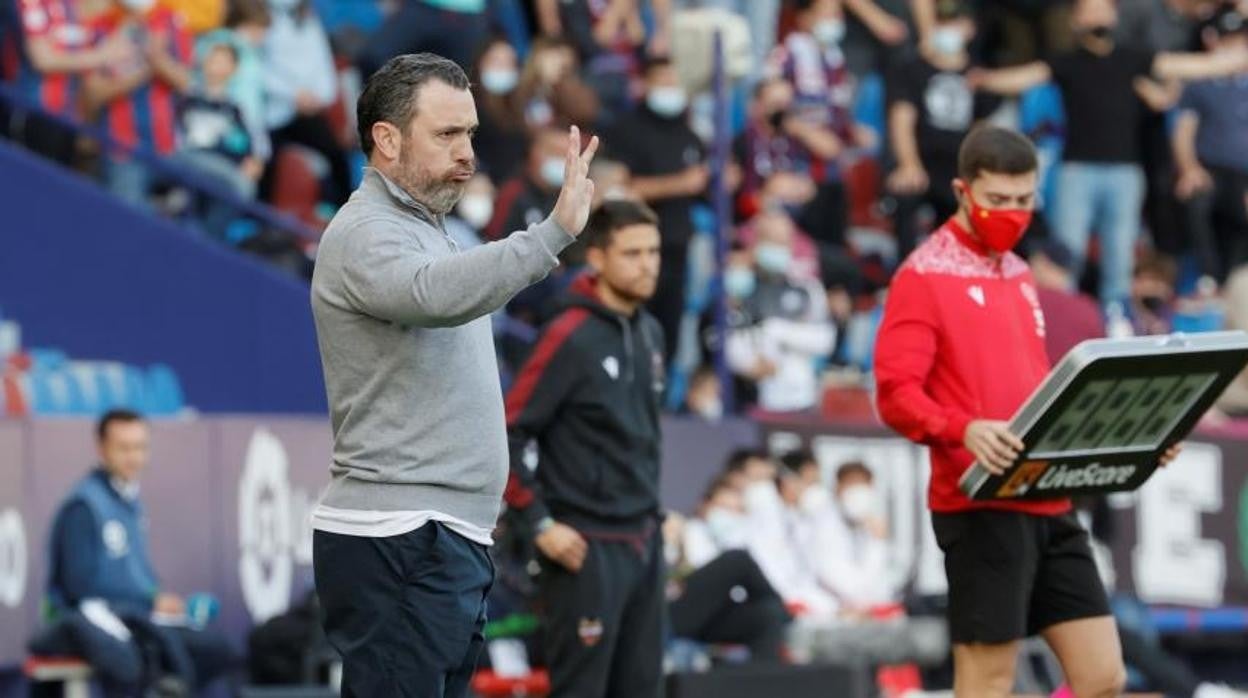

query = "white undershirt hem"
[{"left": 310, "top": 504, "right": 495, "bottom": 546}]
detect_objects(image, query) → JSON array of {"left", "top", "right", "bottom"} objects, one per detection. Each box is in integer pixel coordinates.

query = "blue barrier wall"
[{"left": 0, "top": 140, "right": 326, "bottom": 413}]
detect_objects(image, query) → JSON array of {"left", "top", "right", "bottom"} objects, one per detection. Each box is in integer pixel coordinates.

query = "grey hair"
[{"left": 356, "top": 53, "right": 470, "bottom": 157}]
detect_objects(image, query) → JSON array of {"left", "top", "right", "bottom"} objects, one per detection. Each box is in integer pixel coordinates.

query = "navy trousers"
[{"left": 313, "top": 522, "right": 494, "bottom": 698}]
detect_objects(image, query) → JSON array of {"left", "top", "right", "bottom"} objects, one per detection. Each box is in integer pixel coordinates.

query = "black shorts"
[{"left": 932, "top": 509, "right": 1110, "bottom": 644}]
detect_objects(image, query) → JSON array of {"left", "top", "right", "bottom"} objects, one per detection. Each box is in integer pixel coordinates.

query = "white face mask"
[
  {"left": 646, "top": 86, "right": 688, "bottom": 117},
  {"left": 799, "top": 485, "right": 831, "bottom": 515},
  {"left": 931, "top": 26, "right": 967, "bottom": 56},
  {"left": 539, "top": 157, "right": 565, "bottom": 188},
  {"left": 456, "top": 194, "right": 493, "bottom": 229},
  {"left": 839, "top": 483, "right": 878, "bottom": 524},
  {"left": 705, "top": 508, "right": 747, "bottom": 547},
  {"left": 695, "top": 399, "right": 723, "bottom": 421},
  {"left": 480, "top": 68, "right": 519, "bottom": 95},
  {"left": 813, "top": 18, "right": 846, "bottom": 45},
  {"left": 120, "top": 0, "right": 155, "bottom": 12},
  {"left": 602, "top": 185, "right": 632, "bottom": 201}
]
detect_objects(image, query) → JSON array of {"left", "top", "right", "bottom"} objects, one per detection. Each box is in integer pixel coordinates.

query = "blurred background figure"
[
  {"left": 726, "top": 209, "right": 834, "bottom": 413},
  {"left": 30, "top": 410, "right": 236, "bottom": 697},
  {"left": 260, "top": 0, "right": 349, "bottom": 208}
]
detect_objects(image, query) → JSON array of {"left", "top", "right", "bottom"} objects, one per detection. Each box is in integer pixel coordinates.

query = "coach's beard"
[{"left": 398, "top": 157, "right": 472, "bottom": 215}]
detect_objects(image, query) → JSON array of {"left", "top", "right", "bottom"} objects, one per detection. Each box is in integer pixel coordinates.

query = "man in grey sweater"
[{"left": 309, "top": 53, "right": 598, "bottom": 698}]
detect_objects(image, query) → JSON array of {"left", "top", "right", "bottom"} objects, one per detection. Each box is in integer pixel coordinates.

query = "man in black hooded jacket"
[{"left": 504, "top": 199, "right": 665, "bottom": 697}]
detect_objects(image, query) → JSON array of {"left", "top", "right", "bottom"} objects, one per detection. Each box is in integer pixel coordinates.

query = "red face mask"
[{"left": 959, "top": 185, "right": 1032, "bottom": 253}]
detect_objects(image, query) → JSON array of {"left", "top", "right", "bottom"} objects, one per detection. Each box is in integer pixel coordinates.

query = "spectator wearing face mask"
[
  {"left": 682, "top": 365, "right": 725, "bottom": 421},
  {"left": 1173, "top": 8, "right": 1248, "bottom": 283},
  {"left": 721, "top": 246, "right": 767, "bottom": 406},
  {"left": 682, "top": 464, "right": 754, "bottom": 567},
  {"left": 734, "top": 76, "right": 854, "bottom": 252},
  {"left": 609, "top": 56, "right": 707, "bottom": 358},
  {"left": 886, "top": 0, "right": 999, "bottom": 261},
  {"left": 1029, "top": 238, "right": 1104, "bottom": 365},
  {"left": 471, "top": 36, "right": 529, "bottom": 181},
  {"left": 727, "top": 451, "right": 839, "bottom": 619},
  {"left": 487, "top": 126, "right": 570, "bottom": 241},
  {"left": 971, "top": 0, "right": 1248, "bottom": 304},
  {"left": 260, "top": 0, "right": 350, "bottom": 207},
  {"left": 536, "top": 0, "right": 669, "bottom": 120},
  {"left": 666, "top": 474, "right": 793, "bottom": 663},
  {"left": 681, "top": 450, "right": 789, "bottom": 569},
  {"left": 811, "top": 461, "right": 894, "bottom": 608},
  {"left": 735, "top": 190, "right": 823, "bottom": 282},
  {"left": 792, "top": 455, "right": 950, "bottom": 668},
  {"left": 488, "top": 128, "right": 581, "bottom": 344},
  {"left": 762, "top": 0, "right": 875, "bottom": 246},
  {"left": 725, "top": 209, "right": 835, "bottom": 413}
]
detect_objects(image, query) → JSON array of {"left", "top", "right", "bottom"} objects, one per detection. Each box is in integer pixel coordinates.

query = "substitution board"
[{"left": 960, "top": 331, "right": 1248, "bottom": 500}]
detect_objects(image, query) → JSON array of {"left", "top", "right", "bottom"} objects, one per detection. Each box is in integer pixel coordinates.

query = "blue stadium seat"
[
  {"left": 145, "top": 364, "right": 186, "bottom": 415},
  {"left": 28, "top": 368, "right": 75, "bottom": 415},
  {"left": 852, "top": 73, "right": 885, "bottom": 158},
  {"left": 121, "top": 365, "right": 147, "bottom": 412},
  {"left": 61, "top": 367, "right": 88, "bottom": 414},
  {"left": 67, "top": 363, "right": 102, "bottom": 414},
  {"left": 92, "top": 362, "right": 129, "bottom": 411},
  {"left": 28, "top": 348, "right": 68, "bottom": 372}
]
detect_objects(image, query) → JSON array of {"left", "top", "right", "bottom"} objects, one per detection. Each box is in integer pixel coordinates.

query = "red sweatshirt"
[{"left": 874, "top": 220, "right": 1070, "bottom": 516}]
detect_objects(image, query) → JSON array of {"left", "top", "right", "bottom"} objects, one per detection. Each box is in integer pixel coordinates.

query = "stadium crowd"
[{"left": 5, "top": 0, "right": 1248, "bottom": 420}]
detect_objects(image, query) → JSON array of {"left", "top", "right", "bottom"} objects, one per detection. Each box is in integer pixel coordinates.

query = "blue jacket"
[{"left": 47, "top": 469, "right": 160, "bottom": 615}]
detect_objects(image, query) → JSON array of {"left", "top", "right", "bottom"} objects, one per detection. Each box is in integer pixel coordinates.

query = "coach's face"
[{"left": 390, "top": 79, "right": 479, "bottom": 215}]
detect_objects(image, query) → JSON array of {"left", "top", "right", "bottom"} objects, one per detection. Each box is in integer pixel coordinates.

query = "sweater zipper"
[{"left": 433, "top": 217, "right": 459, "bottom": 252}]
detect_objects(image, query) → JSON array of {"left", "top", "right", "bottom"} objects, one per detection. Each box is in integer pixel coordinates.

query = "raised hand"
[{"left": 551, "top": 125, "right": 600, "bottom": 236}]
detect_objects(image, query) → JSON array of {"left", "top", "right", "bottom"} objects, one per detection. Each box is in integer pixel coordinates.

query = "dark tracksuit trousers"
[
  {"left": 506, "top": 276, "right": 668, "bottom": 697},
  {"left": 538, "top": 525, "right": 665, "bottom": 698}
]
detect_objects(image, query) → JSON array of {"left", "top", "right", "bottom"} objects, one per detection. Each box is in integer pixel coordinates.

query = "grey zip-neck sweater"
[{"left": 310, "top": 167, "right": 575, "bottom": 531}]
